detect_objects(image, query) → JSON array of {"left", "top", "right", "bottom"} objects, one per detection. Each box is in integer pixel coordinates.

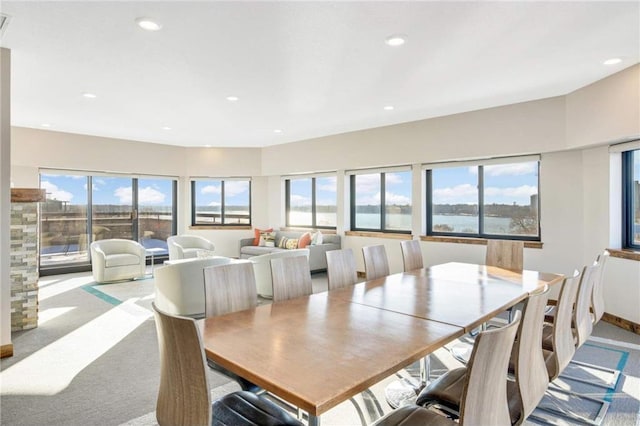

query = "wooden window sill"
[
  {"left": 607, "top": 249, "right": 640, "bottom": 262},
  {"left": 346, "top": 231, "right": 412, "bottom": 240},
  {"left": 189, "top": 225, "right": 252, "bottom": 230},
  {"left": 420, "top": 235, "right": 543, "bottom": 249}
]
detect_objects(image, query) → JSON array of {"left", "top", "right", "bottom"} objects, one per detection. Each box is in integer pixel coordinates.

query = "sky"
[
  {"left": 195, "top": 180, "right": 250, "bottom": 208},
  {"left": 40, "top": 174, "right": 174, "bottom": 205},
  {"left": 289, "top": 176, "right": 337, "bottom": 208}
]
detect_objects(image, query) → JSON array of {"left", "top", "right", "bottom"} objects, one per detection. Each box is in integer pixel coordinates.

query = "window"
[
  {"left": 426, "top": 159, "right": 540, "bottom": 240},
  {"left": 350, "top": 169, "right": 412, "bottom": 233},
  {"left": 191, "top": 179, "right": 251, "bottom": 226},
  {"left": 40, "top": 172, "right": 177, "bottom": 271},
  {"left": 623, "top": 148, "right": 640, "bottom": 249},
  {"left": 285, "top": 175, "right": 337, "bottom": 228}
]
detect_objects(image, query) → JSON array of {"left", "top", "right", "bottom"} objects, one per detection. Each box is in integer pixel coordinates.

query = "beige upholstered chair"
[
  {"left": 154, "top": 257, "right": 232, "bottom": 317},
  {"left": 486, "top": 239, "right": 524, "bottom": 271},
  {"left": 326, "top": 249, "right": 358, "bottom": 290},
  {"left": 167, "top": 235, "right": 215, "bottom": 260},
  {"left": 418, "top": 289, "right": 549, "bottom": 425},
  {"left": 90, "top": 238, "right": 146, "bottom": 283},
  {"left": 362, "top": 245, "right": 390, "bottom": 280},
  {"left": 203, "top": 262, "right": 260, "bottom": 393},
  {"left": 151, "top": 303, "right": 302, "bottom": 426},
  {"left": 374, "top": 312, "right": 521, "bottom": 426},
  {"left": 400, "top": 239, "right": 424, "bottom": 272},
  {"left": 270, "top": 255, "right": 313, "bottom": 302}
]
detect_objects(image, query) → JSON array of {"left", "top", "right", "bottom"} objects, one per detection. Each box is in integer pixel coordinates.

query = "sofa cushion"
[
  {"left": 241, "top": 246, "right": 283, "bottom": 256},
  {"left": 105, "top": 253, "right": 141, "bottom": 267},
  {"left": 311, "top": 230, "right": 323, "bottom": 245},
  {"left": 259, "top": 231, "right": 276, "bottom": 247},
  {"left": 285, "top": 238, "right": 299, "bottom": 249}
]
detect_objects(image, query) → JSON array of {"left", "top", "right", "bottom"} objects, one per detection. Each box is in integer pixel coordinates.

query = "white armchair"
[
  {"left": 90, "top": 239, "right": 147, "bottom": 283},
  {"left": 249, "top": 249, "right": 309, "bottom": 298},
  {"left": 167, "top": 235, "right": 215, "bottom": 260},
  {"left": 154, "top": 257, "right": 233, "bottom": 317}
]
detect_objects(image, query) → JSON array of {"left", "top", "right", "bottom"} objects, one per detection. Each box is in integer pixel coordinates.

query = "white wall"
[
  {"left": 1, "top": 48, "right": 12, "bottom": 350},
  {"left": 7, "top": 65, "right": 640, "bottom": 325}
]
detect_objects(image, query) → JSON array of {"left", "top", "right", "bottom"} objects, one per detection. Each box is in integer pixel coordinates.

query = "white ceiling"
[{"left": 0, "top": 1, "right": 638, "bottom": 148}]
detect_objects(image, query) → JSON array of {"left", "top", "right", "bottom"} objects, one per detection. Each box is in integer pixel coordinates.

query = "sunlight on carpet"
[{"left": 0, "top": 300, "right": 151, "bottom": 396}]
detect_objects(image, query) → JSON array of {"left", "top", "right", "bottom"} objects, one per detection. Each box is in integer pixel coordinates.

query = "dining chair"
[
  {"left": 203, "top": 262, "right": 261, "bottom": 393},
  {"left": 373, "top": 312, "right": 522, "bottom": 426},
  {"left": 418, "top": 288, "right": 549, "bottom": 425},
  {"left": 485, "top": 239, "right": 524, "bottom": 271},
  {"left": 535, "top": 265, "right": 612, "bottom": 425},
  {"left": 400, "top": 239, "right": 424, "bottom": 272},
  {"left": 591, "top": 250, "right": 610, "bottom": 325},
  {"left": 326, "top": 248, "right": 358, "bottom": 290},
  {"left": 151, "top": 303, "right": 302, "bottom": 426},
  {"left": 204, "top": 262, "right": 257, "bottom": 317},
  {"left": 362, "top": 245, "right": 390, "bottom": 280},
  {"left": 270, "top": 255, "right": 313, "bottom": 302}
]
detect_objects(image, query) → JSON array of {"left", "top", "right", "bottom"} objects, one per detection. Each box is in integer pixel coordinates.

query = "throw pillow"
[
  {"left": 259, "top": 231, "right": 276, "bottom": 247},
  {"left": 298, "top": 232, "right": 312, "bottom": 248},
  {"left": 253, "top": 227, "right": 273, "bottom": 246},
  {"left": 285, "top": 238, "right": 299, "bottom": 250},
  {"left": 278, "top": 237, "right": 289, "bottom": 249},
  {"left": 310, "top": 230, "right": 323, "bottom": 245}
]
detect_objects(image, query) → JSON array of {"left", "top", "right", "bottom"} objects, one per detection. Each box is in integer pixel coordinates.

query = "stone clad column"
[{"left": 10, "top": 189, "right": 45, "bottom": 331}]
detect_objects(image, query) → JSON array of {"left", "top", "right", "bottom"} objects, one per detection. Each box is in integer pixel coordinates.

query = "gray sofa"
[{"left": 240, "top": 230, "right": 341, "bottom": 272}]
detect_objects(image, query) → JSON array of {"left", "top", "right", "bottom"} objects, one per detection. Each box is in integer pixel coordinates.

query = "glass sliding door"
[
  {"left": 40, "top": 171, "right": 178, "bottom": 274},
  {"left": 137, "top": 178, "right": 176, "bottom": 256},
  {"left": 40, "top": 173, "right": 90, "bottom": 267},
  {"left": 91, "top": 176, "right": 135, "bottom": 241}
]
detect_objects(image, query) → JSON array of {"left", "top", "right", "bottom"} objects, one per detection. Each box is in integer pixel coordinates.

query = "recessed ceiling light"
[
  {"left": 603, "top": 57, "right": 622, "bottom": 66},
  {"left": 41, "top": 123, "right": 51, "bottom": 128},
  {"left": 383, "top": 105, "right": 394, "bottom": 111},
  {"left": 205, "top": 144, "right": 212, "bottom": 148},
  {"left": 274, "top": 129, "right": 283, "bottom": 134},
  {"left": 385, "top": 34, "right": 406, "bottom": 47},
  {"left": 82, "top": 92, "right": 97, "bottom": 99},
  {"left": 136, "top": 18, "right": 162, "bottom": 31},
  {"left": 161, "top": 126, "right": 171, "bottom": 131},
  {"left": 226, "top": 96, "right": 239, "bottom": 102}
]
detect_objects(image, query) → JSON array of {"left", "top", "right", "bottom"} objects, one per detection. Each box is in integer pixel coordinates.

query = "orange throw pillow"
[
  {"left": 253, "top": 228, "right": 273, "bottom": 246},
  {"left": 298, "top": 232, "right": 312, "bottom": 248}
]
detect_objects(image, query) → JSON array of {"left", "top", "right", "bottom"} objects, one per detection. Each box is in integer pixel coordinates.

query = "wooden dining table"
[{"left": 200, "top": 262, "right": 563, "bottom": 425}]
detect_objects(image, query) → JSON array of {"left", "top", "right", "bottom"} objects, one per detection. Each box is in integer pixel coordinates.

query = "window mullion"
[
  {"left": 221, "top": 181, "right": 226, "bottom": 225},
  {"left": 311, "top": 178, "right": 317, "bottom": 228},
  {"left": 381, "top": 173, "right": 386, "bottom": 231},
  {"left": 478, "top": 166, "right": 484, "bottom": 236}
]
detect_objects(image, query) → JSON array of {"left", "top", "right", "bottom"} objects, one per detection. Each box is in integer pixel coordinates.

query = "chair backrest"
[
  {"left": 400, "top": 239, "right": 424, "bottom": 272},
  {"left": 152, "top": 303, "right": 211, "bottom": 426},
  {"left": 362, "top": 245, "right": 390, "bottom": 280},
  {"left": 511, "top": 287, "right": 551, "bottom": 423},
  {"left": 326, "top": 249, "right": 358, "bottom": 290},
  {"left": 459, "top": 311, "right": 521, "bottom": 425},
  {"left": 168, "top": 235, "right": 215, "bottom": 259},
  {"left": 270, "top": 255, "right": 313, "bottom": 302},
  {"left": 548, "top": 269, "right": 581, "bottom": 380},
  {"left": 574, "top": 262, "right": 598, "bottom": 349},
  {"left": 591, "top": 251, "right": 609, "bottom": 324},
  {"left": 203, "top": 262, "right": 258, "bottom": 317},
  {"left": 485, "top": 240, "right": 524, "bottom": 271}
]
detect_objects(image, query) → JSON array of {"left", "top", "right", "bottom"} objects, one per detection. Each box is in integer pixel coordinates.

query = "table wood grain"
[
  {"left": 201, "top": 292, "right": 464, "bottom": 416},
  {"left": 329, "top": 262, "right": 564, "bottom": 332}
]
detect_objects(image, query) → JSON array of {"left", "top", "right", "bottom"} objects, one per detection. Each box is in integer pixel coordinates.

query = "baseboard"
[
  {"left": 601, "top": 312, "right": 640, "bottom": 335},
  {"left": 1, "top": 343, "right": 13, "bottom": 358}
]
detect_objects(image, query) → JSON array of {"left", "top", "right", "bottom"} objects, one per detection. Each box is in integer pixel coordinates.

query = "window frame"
[
  {"left": 284, "top": 174, "right": 337, "bottom": 230},
  {"left": 425, "top": 158, "right": 541, "bottom": 241},
  {"left": 349, "top": 168, "right": 412, "bottom": 234},
  {"left": 190, "top": 178, "right": 252, "bottom": 227},
  {"left": 622, "top": 148, "right": 640, "bottom": 250}
]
